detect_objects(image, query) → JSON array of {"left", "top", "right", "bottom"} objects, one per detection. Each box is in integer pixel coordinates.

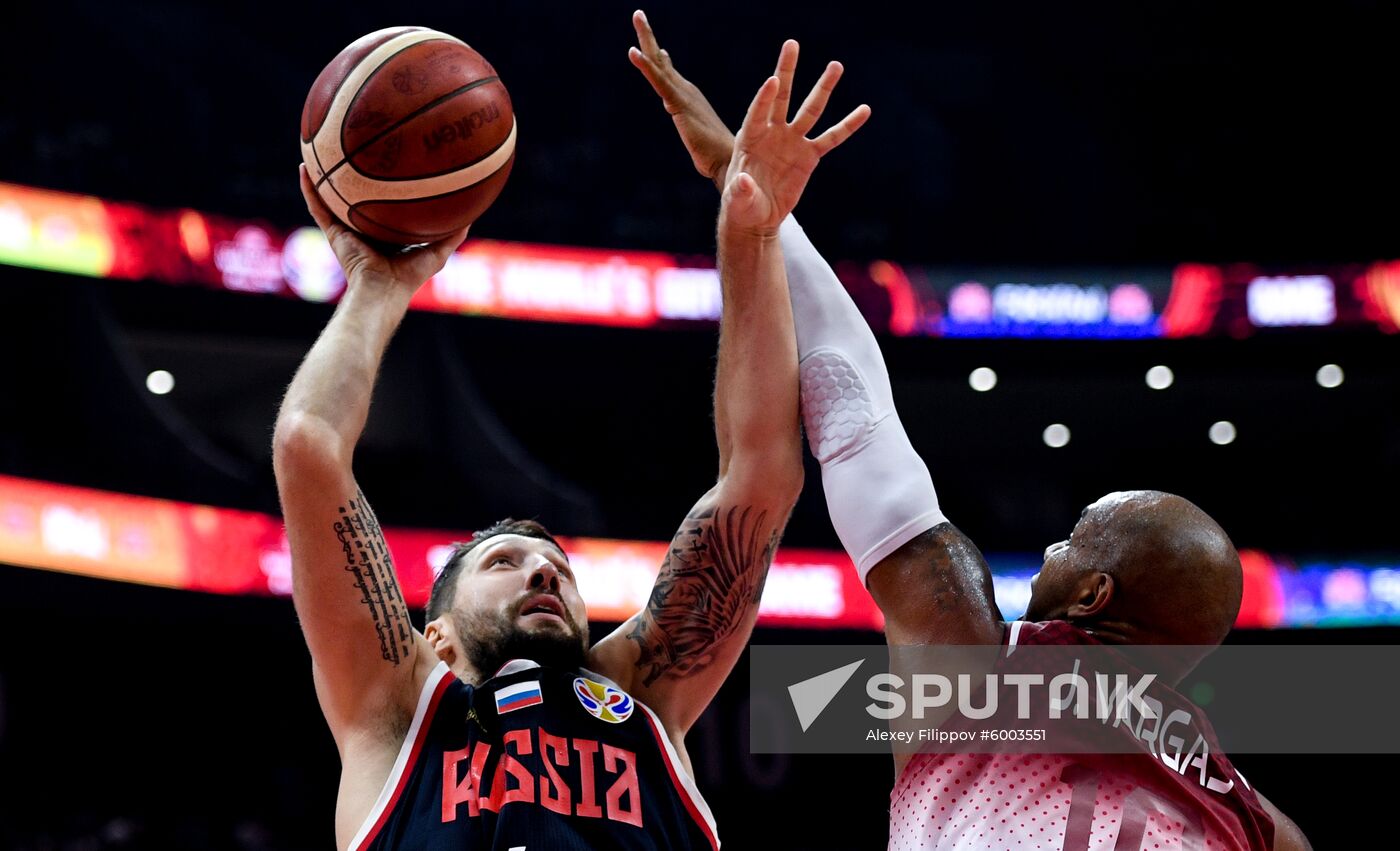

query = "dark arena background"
[{"left": 2, "top": 1, "right": 1396, "bottom": 848}]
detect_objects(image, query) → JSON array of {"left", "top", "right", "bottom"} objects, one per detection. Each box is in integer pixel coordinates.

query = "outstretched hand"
[
  {"left": 297, "top": 164, "right": 468, "bottom": 293},
  {"left": 721, "top": 40, "right": 870, "bottom": 237},
  {"left": 628, "top": 10, "right": 736, "bottom": 189}
]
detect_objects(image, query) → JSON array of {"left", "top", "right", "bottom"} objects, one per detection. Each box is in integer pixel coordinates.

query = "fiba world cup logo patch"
[{"left": 573, "top": 677, "right": 634, "bottom": 724}]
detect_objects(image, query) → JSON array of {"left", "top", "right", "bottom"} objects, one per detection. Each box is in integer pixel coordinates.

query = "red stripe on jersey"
[{"left": 639, "top": 709, "right": 719, "bottom": 851}]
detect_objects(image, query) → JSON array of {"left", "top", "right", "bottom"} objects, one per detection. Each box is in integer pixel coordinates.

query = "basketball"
[{"left": 300, "top": 27, "right": 516, "bottom": 245}]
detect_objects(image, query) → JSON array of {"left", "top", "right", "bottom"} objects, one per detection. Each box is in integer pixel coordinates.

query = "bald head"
[{"left": 1026, "top": 490, "right": 1243, "bottom": 648}]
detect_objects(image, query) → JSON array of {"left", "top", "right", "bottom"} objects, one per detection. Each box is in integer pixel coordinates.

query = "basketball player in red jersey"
[
  {"left": 273, "top": 37, "right": 869, "bottom": 851},
  {"left": 630, "top": 10, "right": 1311, "bottom": 849}
]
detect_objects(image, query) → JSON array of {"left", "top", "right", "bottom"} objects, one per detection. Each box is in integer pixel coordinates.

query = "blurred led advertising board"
[
  {"left": 0, "top": 474, "right": 881, "bottom": 630},
  {"left": 3, "top": 474, "right": 1397, "bottom": 629},
  {"left": 3, "top": 181, "right": 1398, "bottom": 337}
]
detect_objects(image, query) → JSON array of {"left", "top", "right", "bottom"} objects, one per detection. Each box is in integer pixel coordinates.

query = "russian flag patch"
[{"left": 495, "top": 681, "right": 543, "bottom": 714}]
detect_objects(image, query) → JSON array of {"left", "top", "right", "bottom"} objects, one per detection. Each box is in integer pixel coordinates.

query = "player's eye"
[{"left": 491, "top": 556, "right": 513, "bottom": 567}]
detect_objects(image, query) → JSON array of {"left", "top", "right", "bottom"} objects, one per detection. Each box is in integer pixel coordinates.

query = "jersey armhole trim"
[
  {"left": 1007, "top": 620, "right": 1026, "bottom": 655},
  {"left": 346, "top": 660, "right": 454, "bottom": 851},
  {"left": 636, "top": 701, "right": 721, "bottom": 850}
]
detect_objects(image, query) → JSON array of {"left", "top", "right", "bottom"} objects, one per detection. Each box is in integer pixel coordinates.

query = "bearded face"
[
  {"left": 452, "top": 587, "right": 589, "bottom": 675},
  {"left": 440, "top": 534, "right": 591, "bottom": 676}
]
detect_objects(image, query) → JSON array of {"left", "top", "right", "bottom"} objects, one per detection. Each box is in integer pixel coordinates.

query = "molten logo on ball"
[{"left": 423, "top": 103, "right": 502, "bottom": 152}]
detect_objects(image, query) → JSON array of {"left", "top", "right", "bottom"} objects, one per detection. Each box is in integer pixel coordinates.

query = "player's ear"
[
  {"left": 1065, "top": 572, "right": 1114, "bottom": 619},
  {"left": 424, "top": 618, "right": 459, "bottom": 667}
]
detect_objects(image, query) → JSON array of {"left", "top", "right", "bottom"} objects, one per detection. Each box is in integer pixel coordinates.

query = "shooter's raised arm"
[
  {"left": 589, "top": 38, "right": 869, "bottom": 749},
  {"left": 272, "top": 167, "right": 468, "bottom": 750}
]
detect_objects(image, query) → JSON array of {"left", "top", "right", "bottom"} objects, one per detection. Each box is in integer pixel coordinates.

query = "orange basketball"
[{"left": 300, "top": 27, "right": 516, "bottom": 245}]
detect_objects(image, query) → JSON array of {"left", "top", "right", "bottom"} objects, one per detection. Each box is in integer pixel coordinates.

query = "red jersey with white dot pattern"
[{"left": 888, "top": 621, "right": 1273, "bottom": 851}]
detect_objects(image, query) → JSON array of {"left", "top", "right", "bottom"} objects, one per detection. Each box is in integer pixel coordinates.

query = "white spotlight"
[
  {"left": 1316, "top": 364, "right": 1344, "bottom": 389},
  {"left": 1209, "top": 420, "right": 1236, "bottom": 445},
  {"left": 146, "top": 370, "right": 175, "bottom": 395},
  {"left": 969, "top": 367, "right": 998, "bottom": 392},
  {"left": 1145, "top": 365, "right": 1174, "bottom": 390},
  {"left": 1042, "top": 423, "right": 1071, "bottom": 448}
]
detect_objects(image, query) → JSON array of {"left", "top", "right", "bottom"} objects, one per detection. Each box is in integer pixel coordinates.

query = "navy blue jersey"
[{"left": 348, "top": 659, "right": 720, "bottom": 851}]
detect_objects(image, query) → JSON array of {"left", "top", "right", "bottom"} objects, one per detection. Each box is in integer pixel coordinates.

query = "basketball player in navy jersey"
[
  {"left": 273, "top": 37, "right": 869, "bottom": 851},
  {"left": 630, "top": 10, "right": 1311, "bottom": 849}
]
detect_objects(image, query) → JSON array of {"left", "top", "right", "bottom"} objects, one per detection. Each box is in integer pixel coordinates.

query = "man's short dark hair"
[{"left": 426, "top": 518, "right": 564, "bottom": 621}]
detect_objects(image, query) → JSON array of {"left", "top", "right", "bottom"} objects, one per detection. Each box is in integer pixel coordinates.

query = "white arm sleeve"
[{"left": 781, "top": 215, "right": 947, "bottom": 583}]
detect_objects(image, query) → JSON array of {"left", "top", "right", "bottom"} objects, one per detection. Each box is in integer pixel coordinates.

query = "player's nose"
[{"left": 526, "top": 556, "right": 561, "bottom": 592}]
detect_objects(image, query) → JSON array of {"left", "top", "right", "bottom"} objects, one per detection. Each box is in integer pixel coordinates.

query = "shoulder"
[{"left": 1255, "top": 789, "right": 1311, "bottom": 851}]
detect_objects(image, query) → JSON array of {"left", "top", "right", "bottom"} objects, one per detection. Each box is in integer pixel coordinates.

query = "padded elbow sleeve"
[{"left": 799, "top": 347, "right": 947, "bottom": 583}]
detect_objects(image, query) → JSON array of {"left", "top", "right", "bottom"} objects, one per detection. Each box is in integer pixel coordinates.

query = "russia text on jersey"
[{"left": 442, "top": 728, "right": 643, "bottom": 826}]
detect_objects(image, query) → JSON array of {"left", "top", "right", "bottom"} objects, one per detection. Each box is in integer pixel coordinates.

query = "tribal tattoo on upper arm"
[
  {"left": 626, "top": 500, "right": 781, "bottom": 686},
  {"left": 334, "top": 489, "right": 415, "bottom": 666}
]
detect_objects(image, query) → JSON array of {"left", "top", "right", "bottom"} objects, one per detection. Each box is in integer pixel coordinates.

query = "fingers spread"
[
  {"left": 792, "top": 60, "right": 843, "bottom": 136},
  {"left": 772, "top": 39, "right": 799, "bottom": 124},
  {"left": 813, "top": 103, "right": 871, "bottom": 156},
  {"left": 628, "top": 46, "right": 667, "bottom": 94},
  {"left": 632, "top": 10, "right": 662, "bottom": 57},
  {"left": 742, "top": 75, "right": 779, "bottom": 131}
]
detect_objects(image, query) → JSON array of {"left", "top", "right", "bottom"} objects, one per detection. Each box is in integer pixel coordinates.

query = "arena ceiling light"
[
  {"left": 968, "top": 367, "right": 998, "bottom": 392},
  {"left": 1316, "top": 364, "right": 1344, "bottom": 388},
  {"left": 1042, "top": 423, "right": 1071, "bottom": 448},
  {"left": 146, "top": 370, "right": 175, "bottom": 395},
  {"left": 1209, "top": 420, "right": 1237, "bottom": 445},
  {"left": 1145, "top": 365, "right": 1174, "bottom": 390}
]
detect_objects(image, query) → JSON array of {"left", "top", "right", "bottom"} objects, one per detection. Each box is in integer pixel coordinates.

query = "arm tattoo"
[
  {"left": 334, "top": 490, "right": 414, "bottom": 666},
  {"left": 626, "top": 501, "right": 780, "bottom": 686}
]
